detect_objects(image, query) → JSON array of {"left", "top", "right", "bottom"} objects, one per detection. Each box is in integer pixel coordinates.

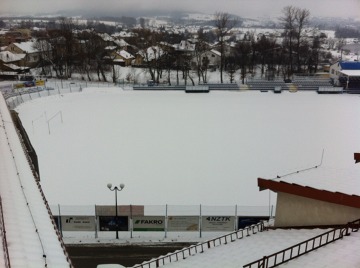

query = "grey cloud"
[{"left": 1, "top": 0, "right": 359, "bottom": 19}]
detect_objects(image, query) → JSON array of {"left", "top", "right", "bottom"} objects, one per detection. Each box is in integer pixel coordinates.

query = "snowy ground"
[{"left": 14, "top": 88, "right": 360, "bottom": 209}]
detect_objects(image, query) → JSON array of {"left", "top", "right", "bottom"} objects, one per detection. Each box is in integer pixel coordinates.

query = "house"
[
  {"left": 329, "top": 61, "right": 360, "bottom": 89},
  {"left": 0, "top": 30, "right": 31, "bottom": 46},
  {"left": 173, "top": 40, "right": 196, "bottom": 52},
  {"left": 113, "top": 39, "right": 131, "bottom": 50},
  {"left": 257, "top": 156, "right": 360, "bottom": 228},
  {"left": 111, "top": 50, "right": 135, "bottom": 66},
  {"left": 139, "top": 46, "right": 164, "bottom": 63},
  {"left": 0, "top": 50, "right": 29, "bottom": 75},
  {"left": 0, "top": 50, "right": 26, "bottom": 65},
  {"left": 201, "top": 49, "right": 221, "bottom": 69},
  {"left": 5, "top": 41, "right": 41, "bottom": 68}
]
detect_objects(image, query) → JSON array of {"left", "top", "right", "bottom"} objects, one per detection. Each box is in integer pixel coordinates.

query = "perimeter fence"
[
  {"left": 1, "top": 79, "right": 128, "bottom": 109},
  {"left": 50, "top": 204, "right": 274, "bottom": 239}
]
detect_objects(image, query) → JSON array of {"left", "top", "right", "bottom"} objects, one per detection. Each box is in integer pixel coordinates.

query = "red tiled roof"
[{"left": 258, "top": 178, "right": 360, "bottom": 209}]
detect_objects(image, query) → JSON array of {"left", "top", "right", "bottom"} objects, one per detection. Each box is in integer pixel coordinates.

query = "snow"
[
  {"left": 133, "top": 227, "right": 360, "bottom": 268},
  {"left": 3, "top": 83, "right": 360, "bottom": 267},
  {"left": 0, "top": 93, "right": 71, "bottom": 267},
  {"left": 119, "top": 50, "right": 135, "bottom": 59},
  {"left": 282, "top": 230, "right": 360, "bottom": 267},
  {"left": 13, "top": 41, "right": 38, "bottom": 54},
  {"left": 0, "top": 51, "right": 26, "bottom": 62},
  {"left": 14, "top": 88, "right": 360, "bottom": 208},
  {"left": 156, "top": 228, "right": 330, "bottom": 268}
]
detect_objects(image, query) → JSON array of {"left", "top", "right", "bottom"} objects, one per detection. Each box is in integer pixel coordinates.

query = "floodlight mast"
[{"left": 107, "top": 183, "right": 125, "bottom": 239}]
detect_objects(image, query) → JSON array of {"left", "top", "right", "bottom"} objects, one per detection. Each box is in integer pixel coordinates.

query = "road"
[{"left": 66, "top": 243, "right": 194, "bottom": 268}]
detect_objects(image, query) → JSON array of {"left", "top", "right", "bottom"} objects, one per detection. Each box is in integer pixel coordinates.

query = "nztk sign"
[
  {"left": 133, "top": 216, "right": 165, "bottom": 231},
  {"left": 202, "top": 216, "right": 235, "bottom": 232}
]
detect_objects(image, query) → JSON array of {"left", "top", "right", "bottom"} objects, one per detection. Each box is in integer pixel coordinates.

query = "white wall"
[
  {"left": 329, "top": 62, "right": 341, "bottom": 85},
  {"left": 274, "top": 192, "right": 360, "bottom": 227}
]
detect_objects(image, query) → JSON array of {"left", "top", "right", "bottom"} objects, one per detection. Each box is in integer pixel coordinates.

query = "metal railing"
[
  {"left": 1, "top": 96, "right": 74, "bottom": 267},
  {"left": 15, "top": 125, "right": 74, "bottom": 267},
  {"left": 243, "top": 219, "right": 360, "bottom": 268},
  {"left": 131, "top": 221, "right": 267, "bottom": 268},
  {"left": 0, "top": 196, "right": 11, "bottom": 268}
]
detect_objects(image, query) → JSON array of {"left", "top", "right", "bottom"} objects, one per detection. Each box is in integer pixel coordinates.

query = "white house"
[{"left": 329, "top": 61, "right": 360, "bottom": 89}]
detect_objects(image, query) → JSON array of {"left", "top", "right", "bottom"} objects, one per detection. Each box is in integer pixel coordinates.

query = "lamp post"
[{"left": 107, "top": 183, "right": 125, "bottom": 239}]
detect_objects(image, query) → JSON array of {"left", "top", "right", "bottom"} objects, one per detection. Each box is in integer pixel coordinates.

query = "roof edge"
[{"left": 258, "top": 178, "right": 360, "bottom": 209}]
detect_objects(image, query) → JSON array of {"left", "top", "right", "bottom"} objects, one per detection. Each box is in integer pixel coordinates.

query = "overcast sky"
[{"left": 1, "top": 0, "right": 359, "bottom": 19}]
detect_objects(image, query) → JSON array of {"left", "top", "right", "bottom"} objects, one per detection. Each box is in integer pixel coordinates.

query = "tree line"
[{"left": 28, "top": 6, "right": 332, "bottom": 85}]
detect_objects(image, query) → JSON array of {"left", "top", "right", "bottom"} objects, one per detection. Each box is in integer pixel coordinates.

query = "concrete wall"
[{"left": 274, "top": 192, "right": 360, "bottom": 227}]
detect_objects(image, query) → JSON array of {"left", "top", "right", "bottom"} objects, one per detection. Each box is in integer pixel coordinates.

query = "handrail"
[
  {"left": 243, "top": 218, "right": 360, "bottom": 268},
  {"left": 12, "top": 113, "right": 74, "bottom": 267},
  {"left": 0, "top": 196, "right": 11, "bottom": 268},
  {"left": 131, "top": 221, "right": 267, "bottom": 268},
  {"left": 1, "top": 94, "right": 74, "bottom": 267}
]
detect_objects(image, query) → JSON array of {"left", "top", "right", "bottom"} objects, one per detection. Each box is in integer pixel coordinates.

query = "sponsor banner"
[
  {"left": 99, "top": 216, "right": 129, "bottom": 231},
  {"left": 133, "top": 216, "right": 165, "bottom": 231},
  {"left": 237, "top": 216, "right": 269, "bottom": 229},
  {"left": 61, "top": 216, "right": 96, "bottom": 231},
  {"left": 167, "top": 216, "right": 199, "bottom": 231},
  {"left": 13, "top": 80, "right": 44, "bottom": 89},
  {"left": 202, "top": 216, "right": 235, "bottom": 232},
  {"left": 96, "top": 205, "right": 144, "bottom": 216}
]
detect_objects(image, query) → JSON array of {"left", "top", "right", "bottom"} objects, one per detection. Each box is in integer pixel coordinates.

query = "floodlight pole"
[{"left": 107, "top": 183, "right": 125, "bottom": 239}]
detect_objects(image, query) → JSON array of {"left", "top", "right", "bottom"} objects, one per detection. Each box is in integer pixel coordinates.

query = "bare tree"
[
  {"left": 132, "top": 29, "right": 164, "bottom": 83},
  {"left": 235, "top": 42, "right": 252, "bottom": 84},
  {"left": 279, "top": 6, "right": 297, "bottom": 78},
  {"left": 225, "top": 56, "right": 238, "bottom": 83},
  {"left": 33, "top": 39, "right": 53, "bottom": 76},
  {"left": 194, "top": 29, "right": 210, "bottom": 84},
  {"left": 294, "top": 7, "right": 310, "bottom": 72},
  {"left": 214, "top": 12, "right": 237, "bottom": 83},
  {"left": 280, "top": 6, "right": 311, "bottom": 75}
]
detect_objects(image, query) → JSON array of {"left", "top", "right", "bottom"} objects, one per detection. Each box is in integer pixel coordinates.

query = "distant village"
[{"left": 0, "top": 8, "right": 359, "bottom": 87}]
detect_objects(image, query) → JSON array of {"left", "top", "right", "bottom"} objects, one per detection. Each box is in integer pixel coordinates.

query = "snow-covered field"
[{"left": 15, "top": 88, "right": 360, "bottom": 208}]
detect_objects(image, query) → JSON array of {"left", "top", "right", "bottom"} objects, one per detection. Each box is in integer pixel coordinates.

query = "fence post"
[
  {"left": 261, "top": 256, "right": 268, "bottom": 268},
  {"left": 95, "top": 204, "right": 98, "bottom": 239},
  {"left": 57, "top": 204, "right": 63, "bottom": 237},
  {"left": 165, "top": 204, "right": 168, "bottom": 239},
  {"left": 199, "top": 204, "right": 202, "bottom": 238},
  {"left": 130, "top": 204, "right": 133, "bottom": 239},
  {"left": 234, "top": 204, "right": 238, "bottom": 231}
]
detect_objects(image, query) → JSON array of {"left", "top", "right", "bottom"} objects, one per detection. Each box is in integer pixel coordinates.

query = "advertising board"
[
  {"left": 202, "top": 216, "right": 235, "bottom": 232},
  {"left": 133, "top": 216, "right": 165, "bottom": 231},
  {"left": 167, "top": 216, "right": 199, "bottom": 231},
  {"left": 61, "top": 216, "right": 96, "bottom": 231},
  {"left": 237, "top": 216, "right": 269, "bottom": 229},
  {"left": 98, "top": 216, "right": 129, "bottom": 231}
]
